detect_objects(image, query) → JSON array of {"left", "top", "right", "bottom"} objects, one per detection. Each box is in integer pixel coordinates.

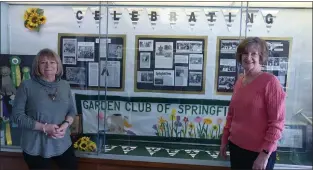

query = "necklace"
[
  {"left": 44, "top": 88, "right": 58, "bottom": 101},
  {"left": 243, "top": 71, "right": 263, "bottom": 86}
]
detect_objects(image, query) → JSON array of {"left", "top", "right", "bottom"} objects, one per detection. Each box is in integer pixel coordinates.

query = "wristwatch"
[
  {"left": 62, "top": 120, "right": 70, "bottom": 125},
  {"left": 262, "top": 149, "right": 269, "bottom": 154}
]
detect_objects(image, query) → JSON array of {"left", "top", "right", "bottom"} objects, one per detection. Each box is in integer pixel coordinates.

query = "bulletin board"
[
  {"left": 58, "top": 33, "right": 126, "bottom": 91},
  {"left": 134, "top": 35, "right": 208, "bottom": 94},
  {"left": 214, "top": 36, "right": 292, "bottom": 95}
]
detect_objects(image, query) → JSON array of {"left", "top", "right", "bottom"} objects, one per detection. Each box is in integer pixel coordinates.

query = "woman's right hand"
[{"left": 219, "top": 144, "right": 227, "bottom": 160}]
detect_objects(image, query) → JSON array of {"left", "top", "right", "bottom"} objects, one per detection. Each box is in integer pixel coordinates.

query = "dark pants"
[
  {"left": 23, "top": 146, "right": 78, "bottom": 170},
  {"left": 229, "top": 141, "right": 276, "bottom": 170}
]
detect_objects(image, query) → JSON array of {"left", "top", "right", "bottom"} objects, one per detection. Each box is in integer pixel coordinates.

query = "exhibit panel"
[
  {"left": 58, "top": 33, "right": 126, "bottom": 91},
  {"left": 215, "top": 36, "right": 291, "bottom": 94},
  {"left": 134, "top": 35, "right": 207, "bottom": 94},
  {"left": 0, "top": 1, "right": 312, "bottom": 169}
]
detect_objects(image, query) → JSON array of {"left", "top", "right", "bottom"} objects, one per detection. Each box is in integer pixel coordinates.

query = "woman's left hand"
[
  {"left": 51, "top": 123, "right": 69, "bottom": 139},
  {"left": 252, "top": 152, "right": 269, "bottom": 170}
]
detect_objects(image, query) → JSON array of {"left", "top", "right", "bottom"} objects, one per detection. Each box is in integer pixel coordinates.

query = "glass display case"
[{"left": 0, "top": 1, "right": 312, "bottom": 169}]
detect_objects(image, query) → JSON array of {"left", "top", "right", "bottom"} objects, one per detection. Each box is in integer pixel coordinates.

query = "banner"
[
  {"left": 184, "top": 8, "right": 201, "bottom": 31},
  {"left": 72, "top": 7, "right": 88, "bottom": 27},
  {"left": 167, "top": 8, "right": 182, "bottom": 29},
  {"left": 204, "top": 8, "right": 219, "bottom": 31},
  {"left": 146, "top": 8, "right": 160, "bottom": 30},
  {"left": 77, "top": 94, "right": 229, "bottom": 140},
  {"left": 126, "top": 8, "right": 144, "bottom": 29},
  {"left": 89, "top": 7, "right": 104, "bottom": 28},
  {"left": 261, "top": 10, "right": 279, "bottom": 32},
  {"left": 76, "top": 94, "right": 306, "bottom": 150},
  {"left": 109, "top": 8, "right": 123, "bottom": 28},
  {"left": 221, "top": 9, "right": 239, "bottom": 31},
  {"left": 242, "top": 9, "right": 259, "bottom": 30},
  {"left": 68, "top": 7, "right": 278, "bottom": 31}
]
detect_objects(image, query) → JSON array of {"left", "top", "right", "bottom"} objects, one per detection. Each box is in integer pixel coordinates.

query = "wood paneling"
[{"left": 0, "top": 151, "right": 229, "bottom": 170}]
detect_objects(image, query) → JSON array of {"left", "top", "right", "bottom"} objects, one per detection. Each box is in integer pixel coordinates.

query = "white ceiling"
[{"left": 4, "top": 1, "right": 313, "bottom": 8}]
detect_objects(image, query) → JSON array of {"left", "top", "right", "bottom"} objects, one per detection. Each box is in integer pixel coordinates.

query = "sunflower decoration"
[
  {"left": 73, "top": 136, "right": 97, "bottom": 152},
  {"left": 24, "top": 8, "right": 47, "bottom": 32}
]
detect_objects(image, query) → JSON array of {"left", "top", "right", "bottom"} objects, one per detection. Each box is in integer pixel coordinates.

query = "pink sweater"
[{"left": 221, "top": 72, "right": 286, "bottom": 153}]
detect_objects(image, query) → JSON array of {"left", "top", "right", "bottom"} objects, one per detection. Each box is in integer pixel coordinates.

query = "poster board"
[
  {"left": 58, "top": 33, "right": 126, "bottom": 91},
  {"left": 134, "top": 35, "right": 207, "bottom": 94},
  {"left": 215, "top": 36, "right": 292, "bottom": 95}
]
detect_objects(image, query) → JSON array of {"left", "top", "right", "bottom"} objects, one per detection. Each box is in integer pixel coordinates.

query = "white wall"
[
  {"left": 0, "top": 2, "right": 9, "bottom": 53},
  {"left": 4, "top": 5, "right": 313, "bottom": 119}
]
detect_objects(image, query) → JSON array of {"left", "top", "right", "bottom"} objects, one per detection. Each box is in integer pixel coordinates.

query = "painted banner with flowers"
[{"left": 75, "top": 94, "right": 229, "bottom": 140}]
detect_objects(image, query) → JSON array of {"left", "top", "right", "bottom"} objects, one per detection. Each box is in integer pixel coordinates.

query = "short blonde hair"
[
  {"left": 235, "top": 37, "right": 269, "bottom": 65},
  {"left": 32, "top": 48, "right": 63, "bottom": 77}
]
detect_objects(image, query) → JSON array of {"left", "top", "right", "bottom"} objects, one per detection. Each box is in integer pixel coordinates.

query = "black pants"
[
  {"left": 229, "top": 141, "right": 276, "bottom": 170},
  {"left": 23, "top": 146, "right": 78, "bottom": 170}
]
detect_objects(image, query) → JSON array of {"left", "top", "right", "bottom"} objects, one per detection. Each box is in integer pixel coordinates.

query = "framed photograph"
[
  {"left": 139, "top": 40, "right": 154, "bottom": 51},
  {"left": 77, "top": 42, "right": 95, "bottom": 62},
  {"left": 65, "top": 67, "right": 87, "bottom": 85},
  {"left": 140, "top": 52, "right": 151, "bottom": 68},
  {"left": 108, "top": 44, "right": 123, "bottom": 59}
]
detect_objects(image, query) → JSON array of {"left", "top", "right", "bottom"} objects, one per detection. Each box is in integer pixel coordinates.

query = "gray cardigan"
[{"left": 10, "top": 76, "right": 77, "bottom": 158}]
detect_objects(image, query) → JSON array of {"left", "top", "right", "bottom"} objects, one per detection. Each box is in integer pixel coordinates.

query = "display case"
[{"left": 0, "top": 1, "right": 312, "bottom": 169}]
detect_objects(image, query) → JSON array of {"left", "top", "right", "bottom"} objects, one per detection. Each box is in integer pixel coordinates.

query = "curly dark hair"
[{"left": 235, "top": 37, "right": 269, "bottom": 65}]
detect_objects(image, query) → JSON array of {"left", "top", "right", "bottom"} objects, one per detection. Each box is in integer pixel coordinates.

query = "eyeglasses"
[{"left": 241, "top": 52, "right": 259, "bottom": 58}]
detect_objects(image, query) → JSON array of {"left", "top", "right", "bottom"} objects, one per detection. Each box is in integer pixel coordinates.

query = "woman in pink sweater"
[{"left": 220, "top": 37, "right": 286, "bottom": 170}]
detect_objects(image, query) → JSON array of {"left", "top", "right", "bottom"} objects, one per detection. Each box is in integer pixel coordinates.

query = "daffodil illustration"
[
  {"left": 204, "top": 118, "right": 212, "bottom": 125},
  {"left": 188, "top": 122, "right": 195, "bottom": 129},
  {"left": 158, "top": 116, "right": 166, "bottom": 124}
]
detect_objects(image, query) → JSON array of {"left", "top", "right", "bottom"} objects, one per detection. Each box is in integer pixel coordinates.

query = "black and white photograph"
[
  {"left": 220, "top": 59, "right": 236, "bottom": 72},
  {"left": 63, "top": 56, "right": 76, "bottom": 65},
  {"left": 218, "top": 76, "right": 236, "bottom": 90},
  {"left": 99, "top": 60, "right": 121, "bottom": 88},
  {"left": 140, "top": 52, "right": 151, "bottom": 68},
  {"left": 266, "top": 41, "right": 284, "bottom": 57},
  {"left": 66, "top": 67, "right": 86, "bottom": 85},
  {"left": 277, "top": 70, "right": 287, "bottom": 85},
  {"left": 137, "top": 71, "right": 153, "bottom": 83},
  {"left": 279, "top": 57, "right": 288, "bottom": 71},
  {"left": 108, "top": 44, "right": 123, "bottom": 58},
  {"left": 62, "top": 38, "right": 77, "bottom": 56},
  {"left": 176, "top": 41, "right": 203, "bottom": 53},
  {"left": 266, "top": 57, "right": 282, "bottom": 70},
  {"left": 174, "top": 55, "right": 189, "bottom": 64},
  {"left": 220, "top": 40, "right": 239, "bottom": 54},
  {"left": 155, "top": 42, "right": 173, "bottom": 68},
  {"left": 88, "top": 62, "right": 99, "bottom": 86},
  {"left": 189, "top": 72, "right": 202, "bottom": 86},
  {"left": 77, "top": 42, "right": 95, "bottom": 61},
  {"left": 175, "top": 66, "right": 188, "bottom": 86},
  {"left": 139, "top": 40, "right": 154, "bottom": 51},
  {"left": 154, "top": 70, "right": 174, "bottom": 86},
  {"left": 155, "top": 42, "right": 173, "bottom": 57},
  {"left": 189, "top": 54, "right": 203, "bottom": 70},
  {"left": 98, "top": 38, "right": 111, "bottom": 58}
]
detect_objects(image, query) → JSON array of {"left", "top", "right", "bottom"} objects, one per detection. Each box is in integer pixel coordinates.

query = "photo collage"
[
  {"left": 215, "top": 37, "right": 291, "bottom": 93},
  {"left": 136, "top": 36, "right": 206, "bottom": 93},
  {"left": 59, "top": 34, "right": 125, "bottom": 90}
]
